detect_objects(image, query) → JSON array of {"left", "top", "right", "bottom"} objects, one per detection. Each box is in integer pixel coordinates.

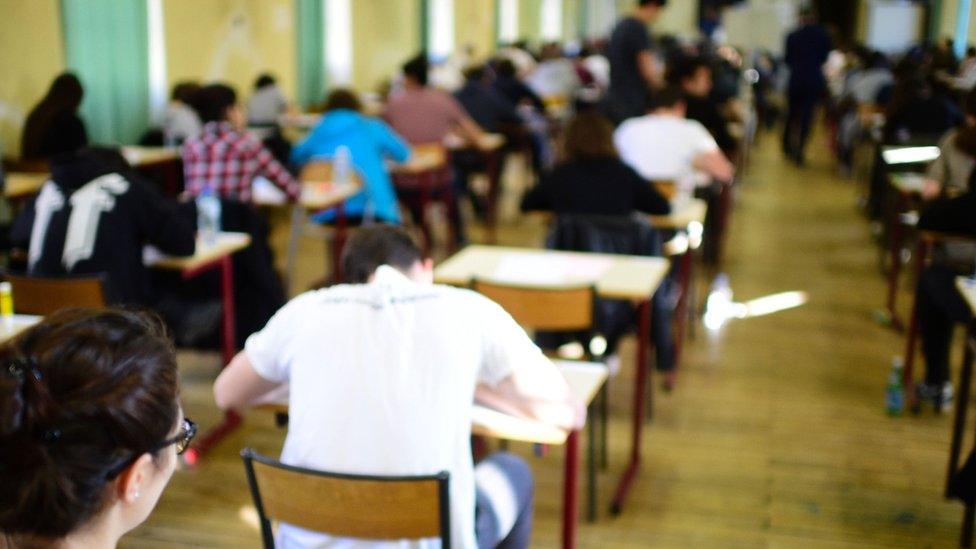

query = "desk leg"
[
  {"left": 285, "top": 206, "right": 303, "bottom": 294},
  {"left": 885, "top": 192, "right": 906, "bottom": 330},
  {"left": 963, "top": 503, "right": 975, "bottom": 548},
  {"left": 948, "top": 332, "right": 975, "bottom": 496},
  {"left": 669, "top": 247, "right": 694, "bottom": 389},
  {"left": 485, "top": 151, "right": 500, "bottom": 245},
  {"left": 333, "top": 204, "right": 347, "bottom": 282},
  {"left": 562, "top": 430, "right": 580, "bottom": 549},
  {"left": 610, "top": 299, "right": 651, "bottom": 515},
  {"left": 903, "top": 239, "right": 930, "bottom": 410}
]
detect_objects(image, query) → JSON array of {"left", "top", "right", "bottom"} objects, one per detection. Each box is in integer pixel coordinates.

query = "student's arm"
[
  {"left": 214, "top": 296, "right": 301, "bottom": 410},
  {"left": 629, "top": 167, "right": 671, "bottom": 215},
  {"left": 133, "top": 177, "right": 196, "bottom": 256},
  {"left": 448, "top": 94, "right": 487, "bottom": 144},
  {"left": 251, "top": 139, "right": 302, "bottom": 201},
  {"left": 475, "top": 296, "right": 584, "bottom": 430},
  {"left": 375, "top": 121, "right": 411, "bottom": 163},
  {"left": 690, "top": 123, "right": 735, "bottom": 183},
  {"left": 289, "top": 131, "right": 316, "bottom": 167},
  {"left": 637, "top": 51, "right": 661, "bottom": 88}
]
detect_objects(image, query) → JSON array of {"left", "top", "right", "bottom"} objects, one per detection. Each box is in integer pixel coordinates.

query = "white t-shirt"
[
  {"left": 245, "top": 266, "right": 548, "bottom": 549},
  {"left": 613, "top": 114, "right": 719, "bottom": 184}
]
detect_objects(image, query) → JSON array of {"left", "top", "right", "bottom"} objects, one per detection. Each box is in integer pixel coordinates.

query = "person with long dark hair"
[
  {"left": 20, "top": 72, "right": 88, "bottom": 160},
  {"left": 0, "top": 308, "right": 193, "bottom": 548}
]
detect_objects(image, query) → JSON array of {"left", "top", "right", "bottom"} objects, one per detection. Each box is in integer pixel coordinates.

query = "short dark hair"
[
  {"left": 667, "top": 57, "right": 710, "bottom": 87},
  {"left": 254, "top": 73, "right": 276, "bottom": 89},
  {"left": 192, "top": 83, "right": 237, "bottom": 123},
  {"left": 563, "top": 112, "right": 617, "bottom": 161},
  {"left": 646, "top": 87, "right": 686, "bottom": 111},
  {"left": 402, "top": 54, "right": 429, "bottom": 86},
  {"left": 341, "top": 225, "right": 423, "bottom": 283},
  {"left": 495, "top": 58, "right": 517, "bottom": 78},
  {"left": 170, "top": 81, "right": 199, "bottom": 103},
  {"left": 463, "top": 65, "right": 487, "bottom": 83},
  {"left": 324, "top": 89, "right": 363, "bottom": 112},
  {"left": 638, "top": 0, "right": 667, "bottom": 6},
  {"left": 0, "top": 308, "right": 179, "bottom": 538}
]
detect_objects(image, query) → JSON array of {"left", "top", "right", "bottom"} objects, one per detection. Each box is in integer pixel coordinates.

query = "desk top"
[
  {"left": 299, "top": 181, "right": 361, "bottom": 210},
  {"left": 147, "top": 232, "right": 251, "bottom": 271},
  {"left": 957, "top": 277, "right": 976, "bottom": 316},
  {"left": 393, "top": 143, "right": 448, "bottom": 174},
  {"left": 121, "top": 146, "right": 180, "bottom": 167},
  {"left": 881, "top": 145, "right": 940, "bottom": 165},
  {"left": 5, "top": 172, "right": 48, "bottom": 199},
  {"left": 649, "top": 198, "right": 707, "bottom": 230},
  {"left": 433, "top": 245, "right": 669, "bottom": 300},
  {"left": 0, "top": 315, "right": 42, "bottom": 343},
  {"left": 471, "top": 360, "right": 608, "bottom": 445},
  {"left": 444, "top": 133, "right": 505, "bottom": 152},
  {"left": 889, "top": 172, "right": 927, "bottom": 195}
]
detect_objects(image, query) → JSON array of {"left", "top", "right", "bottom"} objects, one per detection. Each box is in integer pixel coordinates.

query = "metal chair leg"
[
  {"left": 587, "top": 402, "right": 597, "bottom": 522},
  {"left": 600, "top": 384, "right": 609, "bottom": 470}
]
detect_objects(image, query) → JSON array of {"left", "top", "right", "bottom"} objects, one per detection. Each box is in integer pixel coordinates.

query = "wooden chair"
[
  {"left": 241, "top": 448, "right": 451, "bottom": 548},
  {"left": 470, "top": 279, "right": 605, "bottom": 522},
  {"left": 5, "top": 273, "right": 106, "bottom": 315}
]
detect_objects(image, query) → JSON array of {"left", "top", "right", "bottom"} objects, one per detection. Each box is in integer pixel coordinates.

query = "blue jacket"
[{"left": 291, "top": 110, "right": 410, "bottom": 223}]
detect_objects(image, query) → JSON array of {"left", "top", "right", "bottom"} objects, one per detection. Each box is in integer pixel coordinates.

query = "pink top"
[{"left": 383, "top": 87, "right": 469, "bottom": 144}]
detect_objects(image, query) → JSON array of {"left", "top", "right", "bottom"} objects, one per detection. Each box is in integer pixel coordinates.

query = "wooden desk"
[
  {"left": 0, "top": 315, "right": 41, "bottom": 343},
  {"left": 121, "top": 146, "right": 183, "bottom": 197},
  {"left": 121, "top": 146, "right": 180, "bottom": 167},
  {"left": 392, "top": 143, "right": 448, "bottom": 175},
  {"left": 649, "top": 198, "right": 707, "bottom": 231},
  {"left": 951, "top": 277, "right": 976, "bottom": 547},
  {"left": 434, "top": 245, "right": 668, "bottom": 515},
  {"left": 260, "top": 360, "right": 606, "bottom": 549},
  {"left": 149, "top": 231, "right": 250, "bottom": 463},
  {"left": 5, "top": 172, "right": 48, "bottom": 200},
  {"left": 883, "top": 173, "right": 928, "bottom": 330}
]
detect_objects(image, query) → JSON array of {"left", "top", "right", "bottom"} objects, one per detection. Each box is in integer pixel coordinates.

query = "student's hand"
[{"left": 922, "top": 179, "right": 942, "bottom": 201}]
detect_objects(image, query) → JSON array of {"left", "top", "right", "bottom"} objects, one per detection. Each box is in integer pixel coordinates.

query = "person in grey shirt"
[{"left": 246, "top": 74, "right": 288, "bottom": 126}]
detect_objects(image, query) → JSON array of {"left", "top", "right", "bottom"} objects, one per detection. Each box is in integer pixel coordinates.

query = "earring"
[{"left": 134, "top": 492, "right": 140, "bottom": 500}]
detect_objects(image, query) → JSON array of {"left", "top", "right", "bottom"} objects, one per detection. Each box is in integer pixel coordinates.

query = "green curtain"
[
  {"left": 296, "top": 0, "right": 326, "bottom": 109},
  {"left": 60, "top": 0, "right": 150, "bottom": 145}
]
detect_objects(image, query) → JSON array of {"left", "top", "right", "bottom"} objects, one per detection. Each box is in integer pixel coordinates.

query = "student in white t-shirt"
[
  {"left": 613, "top": 87, "right": 735, "bottom": 189},
  {"left": 214, "top": 225, "right": 584, "bottom": 549}
]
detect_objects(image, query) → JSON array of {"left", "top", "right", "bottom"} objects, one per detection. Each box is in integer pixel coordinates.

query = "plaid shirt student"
[{"left": 182, "top": 121, "right": 300, "bottom": 202}]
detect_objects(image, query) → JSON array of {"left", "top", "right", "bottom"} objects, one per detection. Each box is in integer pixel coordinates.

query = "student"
[
  {"left": 454, "top": 65, "right": 522, "bottom": 135},
  {"left": 384, "top": 54, "right": 484, "bottom": 145},
  {"left": 163, "top": 81, "right": 202, "bottom": 146},
  {"left": 781, "top": 6, "right": 832, "bottom": 165},
  {"left": 521, "top": 111, "right": 669, "bottom": 216},
  {"left": 603, "top": 0, "right": 668, "bottom": 124},
  {"left": 214, "top": 224, "right": 583, "bottom": 549},
  {"left": 524, "top": 43, "right": 581, "bottom": 102},
  {"left": 670, "top": 57, "right": 738, "bottom": 155},
  {"left": 247, "top": 74, "right": 288, "bottom": 127},
  {"left": 492, "top": 59, "right": 546, "bottom": 113},
  {"left": 21, "top": 72, "right": 88, "bottom": 161},
  {"left": 924, "top": 88, "right": 976, "bottom": 199},
  {"left": 614, "top": 87, "right": 735, "bottom": 186},
  {"left": 291, "top": 89, "right": 410, "bottom": 223},
  {"left": 0, "top": 308, "right": 194, "bottom": 549},
  {"left": 182, "top": 83, "right": 300, "bottom": 202}
]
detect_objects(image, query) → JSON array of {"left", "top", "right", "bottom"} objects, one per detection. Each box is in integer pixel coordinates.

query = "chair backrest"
[
  {"left": 241, "top": 448, "right": 451, "bottom": 548},
  {"left": 471, "top": 279, "right": 595, "bottom": 332},
  {"left": 5, "top": 273, "right": 106, "bottom": 315}
]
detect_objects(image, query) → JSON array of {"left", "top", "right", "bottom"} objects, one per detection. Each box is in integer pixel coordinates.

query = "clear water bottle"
[
  {"left": 886, "top": 356, "right": 905, "bottom": 416},
  {"left": 334, "top": 145, "right": 351, "bottom": 185},
  {"left": 196, "top": 186, "right": 221, "bottom": 247}
]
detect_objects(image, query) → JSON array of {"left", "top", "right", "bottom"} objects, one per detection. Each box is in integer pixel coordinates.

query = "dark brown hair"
[
  {"left": 562, "top": 111, "right": 618, "bottom": 161},
  {"left": 324, "top": 89, "right": 363, "bottom": 113},
  {"left": 21, "top": 72, "right": 85, "bottom": 159},
  {"left": 192, "top": 83, "right": 237, "bottom": 123},
  {"left": 0, "top": 308, "right": 179, "bottom": 539},
  {"left": 341, "top": 224, "right": 423, "bottom": 283}
]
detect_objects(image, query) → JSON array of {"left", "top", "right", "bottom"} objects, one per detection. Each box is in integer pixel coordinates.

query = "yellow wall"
[
  {"left": 353, "top": 0, "right": 421, "bottom": 93},
  {"left": 455, "top": 0, "right": 496, "bottom": 61},
  {"left": 519, "top": 0, "right": 543, "bottom": 44},
  {"left": 0, "top": 0, "right": 65, "bottom": 157},
  {"left": 163, "top": 0, "right": 297, "bottom": 103}
]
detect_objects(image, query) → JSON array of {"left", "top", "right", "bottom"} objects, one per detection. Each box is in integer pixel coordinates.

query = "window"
[
  {"left": 325, "top": 0, "right": 352, "bottom": 86},
  {"left": 147, "top": 0, "right": 166, "bottom": 123},
  {"left": 540, "top": 0, "right": 562, "bottom": 41},
  {"left": 498, "top": 0, "right": 518, "bottom": 44},
  {"left": 427, "top": 0, "right": 454, "bottom": 59}
]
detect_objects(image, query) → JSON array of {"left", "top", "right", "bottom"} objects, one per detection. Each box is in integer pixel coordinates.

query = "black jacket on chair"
[{"left": 543, "top": 214, "right": 675, "bottom": 371}]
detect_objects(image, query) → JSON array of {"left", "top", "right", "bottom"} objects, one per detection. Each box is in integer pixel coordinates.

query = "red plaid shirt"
[{"left": 182, "top": 121, "right": 300, "bottom": 201}]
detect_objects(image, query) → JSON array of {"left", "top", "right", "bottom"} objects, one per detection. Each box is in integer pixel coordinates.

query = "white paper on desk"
[
  {"left": 252, "top": 176, "right": 287, "bottom": 205},
  {"left": 491, "top": 253, "right": 612, "bottom": 286}
]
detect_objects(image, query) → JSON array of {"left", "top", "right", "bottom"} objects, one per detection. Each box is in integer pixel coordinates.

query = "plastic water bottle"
[
  {"left": 886, "top": 356, "right": 905, "bottom": 416},
  {"left": 334, "top": 145, "right": 351, "bottom": 185},
  {"left": 196, "top": 186, "right": 221, "bottom": 247}
]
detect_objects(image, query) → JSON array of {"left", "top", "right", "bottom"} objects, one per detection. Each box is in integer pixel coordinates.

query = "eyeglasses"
[{"left": 153, "top": 418, "right": 197, "bottom": 456}]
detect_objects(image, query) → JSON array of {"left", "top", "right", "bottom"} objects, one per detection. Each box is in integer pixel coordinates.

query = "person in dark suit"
[{"left": 781, "top": 7, "right": 831, "bottom": 165}]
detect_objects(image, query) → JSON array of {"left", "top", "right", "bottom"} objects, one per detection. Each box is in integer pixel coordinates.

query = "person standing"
[
  {"left": 781, "top": 6, "right": 832, "bottom": 166},
  {"left": 603, "top": 0, "right": 668, "bottom": 125}
]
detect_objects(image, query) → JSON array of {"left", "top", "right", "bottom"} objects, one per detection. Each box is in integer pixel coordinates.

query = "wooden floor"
[{"left": 123, "top": 131, "right": 969, "bottom": 548}]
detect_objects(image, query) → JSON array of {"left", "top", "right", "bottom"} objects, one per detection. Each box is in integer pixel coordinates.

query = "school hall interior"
[{"left": 3, "top": 0, "right": 976, "bottom": 547}]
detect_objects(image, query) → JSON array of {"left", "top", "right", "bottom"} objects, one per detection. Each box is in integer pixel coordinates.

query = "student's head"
[
  {"left": 495, "top": 58, "right": 518, "bottom": 79},
  {"left": 323, "top": 89, "right": 363, "bottom": 113},
  {"left": 341, "top": 225, "right": 432, "bottom": 284},
  {"left": 254, "top": 73, "right": 276, "bottom": 90},
  {"left": 798, "top": 5, "right": 818, "bottom": 23},
  {"left": 563, "top": 112, "right": 617, "bottom": 162},
  {"left": 402, "top": 54, "right": 430, "bottom": 88},
  {"left": 0, "top": 309, "right": 187, "bottom": 546},
  {"left": 635, "top": 0, "right": 667, "bottom": 22},
  {"left": 968, "top": 46, "right": 976, "bottom": 58},
  {"left": 43, "top": 73, "right": 85, "bottom": 113},
  {"left": 670, "top": 58, "right": 712, "bottom": 98},
  {"left": 193, "top": 83, "right": 244, "bottom": 127},
  {"left": 463, "top": 65, "right": 488, "bottom": 84},
  {"left": 646, "top": 87, "right": 686, "bottom": 116},
  {"left": 170, "top": 82, "right": 200, "bottom": 105}
]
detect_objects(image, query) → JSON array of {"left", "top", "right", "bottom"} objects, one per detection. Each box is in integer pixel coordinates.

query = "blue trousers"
[{"left": 474, "top": 452, "right": 534, "bottom": 549}]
